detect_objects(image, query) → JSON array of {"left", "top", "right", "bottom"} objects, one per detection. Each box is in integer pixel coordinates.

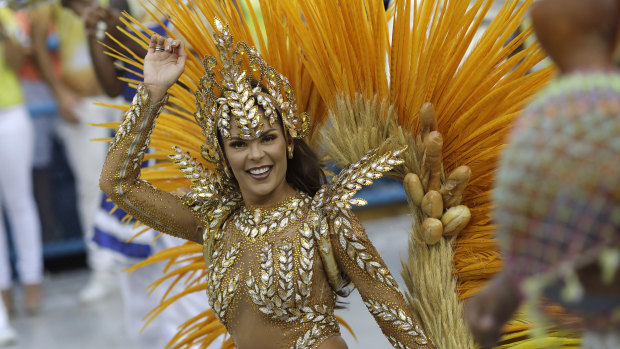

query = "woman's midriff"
[
  {"left": 316, "top": 335, "right": 349, "bottom": 349},
  {"left": 229, "top": 299, "right": 302, "bottom": 349},
  {"left": 230, "top": 298, "right": 343, "bottom": 349},
  {"left": 229, "top": 300, "right": 276, "bottom": 349},
  {"left": 232, "top": 330, "right": 347, "bottom": 349}
]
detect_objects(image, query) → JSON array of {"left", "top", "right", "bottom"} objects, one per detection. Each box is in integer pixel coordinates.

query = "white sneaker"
[
  {"left": 78, "top": 272, "right": 118, "bottom": 304},
  {"left": 0, "top": 325, "right": 17, "bottom": 346}
]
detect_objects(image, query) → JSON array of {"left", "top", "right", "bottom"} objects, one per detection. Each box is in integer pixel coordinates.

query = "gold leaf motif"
[
  {"left": 214, "top": 17, "right": 223, "bottom": 31},
  {"left": 335, "top": 217, "right": 400, "bottom": 292},
  {"left": 206, "top": 242, "right": 240, "bottom": 325},
  {"left": 364, "top": 299, "right": 427, "bottom": 342},
  {"left": 236, "top": 193, "right": 310, "bottom": 238},
  {"left": 245, "top": 98, "right": 255, "bottom": 111}
]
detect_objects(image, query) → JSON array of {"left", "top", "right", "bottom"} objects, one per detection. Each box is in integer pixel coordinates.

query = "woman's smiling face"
[{"left": 221, "top": 117, "right": 296, "bottom": 207}]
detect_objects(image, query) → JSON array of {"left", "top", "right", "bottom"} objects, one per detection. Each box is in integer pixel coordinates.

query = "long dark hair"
[
  {"left": 287, "top": 138, "right": 353, "bottom": 301},
  {"left": 286, "top": 138, "right": 326, "bottom": 196}
]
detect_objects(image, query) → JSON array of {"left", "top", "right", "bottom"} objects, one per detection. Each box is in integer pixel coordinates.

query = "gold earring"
[
  {"left": 224, "top": 166, "right": 232, "bottom": 178},
  {"left": 287, "top": 144, "right": 294, "bottom": 159}
]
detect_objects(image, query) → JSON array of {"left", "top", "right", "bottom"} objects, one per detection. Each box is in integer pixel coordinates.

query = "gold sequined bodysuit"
[{"left": 100, "top": 85, "right": 431, "bottom": 349}]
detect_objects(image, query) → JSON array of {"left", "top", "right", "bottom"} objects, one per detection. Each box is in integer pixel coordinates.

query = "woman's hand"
[
  {"left": 464, "top": 272, "right": 521, "bottom": 349},
  {"left": 81, "top": 4, "right": 121, "bottom": 41},
  {"left": 143, "top": 34, "right": 186, "bottom": 103}
]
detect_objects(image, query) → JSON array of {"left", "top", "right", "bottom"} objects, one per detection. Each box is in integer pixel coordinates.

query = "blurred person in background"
[
  {"left": 465, "top": 0, "right": 620, "bottom": 348},
  {"left": 14, "top": 9, "right": 64, "bottom": 244},
  {"left": 0, "top": 294, "right": 16, "bottom": 346},
  {"left": 29, "top": 0, "right": 120, "bottom": 303},
  {"left": 61, "top": 0, "right": 222, "bottom": 347},
  {"left": 0, "top": 6, "right": 44, "bottom": 317}
]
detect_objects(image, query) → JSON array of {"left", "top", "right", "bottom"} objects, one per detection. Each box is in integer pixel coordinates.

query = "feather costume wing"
[{"left": 283, "top": 1, "right": 577, "bottom": 348}]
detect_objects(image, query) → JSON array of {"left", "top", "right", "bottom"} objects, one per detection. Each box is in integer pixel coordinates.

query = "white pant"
[
  {"left": 0, "top": 294, "right": 9, "bottom": 331},
  {"left": 0, "top": 105, "right": 43, "bottom": 289},
  {"left": 56, "top": 96, "right": 120, "bottom": 273}
]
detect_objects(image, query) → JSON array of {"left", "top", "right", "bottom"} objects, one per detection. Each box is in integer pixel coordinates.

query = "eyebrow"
[{"left": 229, "top": 128, "right": 277, "bottom": 141}]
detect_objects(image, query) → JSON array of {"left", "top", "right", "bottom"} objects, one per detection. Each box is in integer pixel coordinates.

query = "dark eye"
[
  {"left": 229, "top": 141, "right": 246, "bottom": 149},
  {"left": 262, "top": 134, "right": 277, "bottom": 143}
]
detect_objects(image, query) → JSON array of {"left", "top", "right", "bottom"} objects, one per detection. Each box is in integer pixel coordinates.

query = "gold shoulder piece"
[
  {"left": 311, "top": 146, "right": 407, "bottom": 215},
  {"left": 168, "top": 145, "right": 238, "bottom": 210},
  {"left": 311, "top": 146, "right": 407, "bottom": 292}
]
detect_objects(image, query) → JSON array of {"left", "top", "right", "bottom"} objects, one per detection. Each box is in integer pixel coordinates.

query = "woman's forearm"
[
  {"left": 329, "top": 210, "right": 433, "bottom": 348},
  {"left": 100, "top": 84, "right": 205, "bottom": 244}
]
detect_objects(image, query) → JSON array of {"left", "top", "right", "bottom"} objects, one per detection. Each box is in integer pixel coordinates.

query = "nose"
[{"left": 247, "top": 141, "right": 264, "bottom": 160}]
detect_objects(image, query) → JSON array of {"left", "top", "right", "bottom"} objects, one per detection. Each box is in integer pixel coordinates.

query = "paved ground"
[{"left": 4, "top": 211, "right": 415, "bottom": 349}]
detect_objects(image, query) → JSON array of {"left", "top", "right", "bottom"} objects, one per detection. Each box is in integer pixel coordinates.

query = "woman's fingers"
[
  {"left": 156, "top": 34, "right": 167, "bottom": 51},
  {"left": 148, "top": 34, "right": 185, "bottom": 69},
  {"left": 164, "top": 37, "right": 174, "bottom": 51},
  {"left": 148, "top": 34, "right": 158, "bottom": 52},
  {"left": 149, "top": 34, "right": 183, "bottom": 54},
  {"left": 165, "top": 38, "right": 184, "bottom": 56},
  {"left": 176, "top": 40, "right": 187, "bottom": 59},
  {"left": 149, "top": 34, "right": 168, "bottom": 54}
]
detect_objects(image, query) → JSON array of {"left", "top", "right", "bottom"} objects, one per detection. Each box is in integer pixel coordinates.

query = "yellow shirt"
[
  {"left": 33, "top": 3, "right": 103, "bottom": 96},
  {"left": 0, "top": 8, "right": 25, "bottom": 108}
]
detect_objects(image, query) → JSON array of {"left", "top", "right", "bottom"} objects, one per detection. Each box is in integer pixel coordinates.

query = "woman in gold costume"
[
  {"left": 99, "top": 20, "right": 432, "bottom": 348},
  {"left": 93, "top": 0, "right": 588, "bottom": 347}
]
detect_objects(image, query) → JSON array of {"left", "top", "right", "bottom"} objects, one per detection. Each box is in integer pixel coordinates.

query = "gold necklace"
[{"left": 234, "top": 192, "right": 310, "bottom": 238}]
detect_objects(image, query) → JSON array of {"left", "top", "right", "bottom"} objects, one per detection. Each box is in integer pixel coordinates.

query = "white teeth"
[{"left": 249, "top": 166, "right": 270, "bottom": 175}]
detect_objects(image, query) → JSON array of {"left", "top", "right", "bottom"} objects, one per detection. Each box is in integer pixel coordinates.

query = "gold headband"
[{"left": 194, "top": 18, "right": 310, "bottom": 172}]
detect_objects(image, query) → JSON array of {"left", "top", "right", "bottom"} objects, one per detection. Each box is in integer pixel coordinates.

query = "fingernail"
[{"left": 166, "top": 45, "right": 170, "bottom": 50}]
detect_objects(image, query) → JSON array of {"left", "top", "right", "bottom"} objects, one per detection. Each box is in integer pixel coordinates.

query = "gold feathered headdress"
[{"left": 194, "top": 18, "right": 310, "bottom": 175}]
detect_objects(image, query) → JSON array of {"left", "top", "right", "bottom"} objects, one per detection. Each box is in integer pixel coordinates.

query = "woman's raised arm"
[{"left": 99, "top": 35, "right": 205, "bottom": 244}]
